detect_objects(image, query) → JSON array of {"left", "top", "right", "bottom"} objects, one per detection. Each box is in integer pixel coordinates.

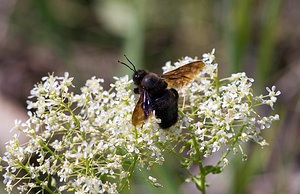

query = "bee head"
[
  {"left": 118, "top": 55, "right": 149, "bottom": 86},
  {"left": 133, "top": 70, "right": 148, "bottom": 85}
]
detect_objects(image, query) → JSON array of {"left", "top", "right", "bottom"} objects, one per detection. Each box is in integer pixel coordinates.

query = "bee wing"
[
  {"left": 132, "top": 90, "right": 154, "bottom": 127},
  {"left": 161, "top": 61, "right": 205, "bottom": 89}
]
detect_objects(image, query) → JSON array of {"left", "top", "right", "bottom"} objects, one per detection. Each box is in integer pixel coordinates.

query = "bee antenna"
[
  {"left": 124, "top": 55, "right": 136, "bottom": 72},
  {"left": 118, "top": 60, "right": 135, "bottom": 72}
]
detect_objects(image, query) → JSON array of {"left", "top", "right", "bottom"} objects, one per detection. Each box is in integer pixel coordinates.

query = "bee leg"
[{"left": 134, "top": 88, "right": 140, "bottom": 94}]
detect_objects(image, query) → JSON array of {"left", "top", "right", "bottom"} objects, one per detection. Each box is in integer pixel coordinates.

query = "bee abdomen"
[{"left": 154, "top": 88, "right": 179, "bottom": 129}]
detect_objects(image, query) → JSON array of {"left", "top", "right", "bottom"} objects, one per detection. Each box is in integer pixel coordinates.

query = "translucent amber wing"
[
  {"left": 132, "top": 90, "right": 153, "bottom": 127},
  {"left": 161, "top": 61, "right": 205, "bottom": 89}
]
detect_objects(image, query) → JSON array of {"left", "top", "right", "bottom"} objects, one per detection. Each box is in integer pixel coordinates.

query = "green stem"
[
  {"left": 60, "top": 101, "right": 85, "bottom": 140},
  {"left": 215, "top": 68, "right": 219, "bottom": 96},
  {"left": 192, "top": 135, "right": 206, "bottom": 194},
  {"left": 17, "top": 161, "right": 55, "bottom": 194},
  {"left": 119, "top": 127, "right": 139, "bottom": 192},
  {"left": 119, "top": 154, "right": 138, "bottom": 193},
  {"left": 215, "top": 125, "right": 245, "bottom": 167},
  {"left": 39, "top": 140, "right": 63, "bottom": 162}
]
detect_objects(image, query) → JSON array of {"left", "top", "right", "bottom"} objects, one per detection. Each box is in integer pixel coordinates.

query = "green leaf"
[
  {"left": 204, "top": 165, "right": 223, "bottom": 175},
  {"left": 179, "top": 139, "right": 192, "bottom": 153}
]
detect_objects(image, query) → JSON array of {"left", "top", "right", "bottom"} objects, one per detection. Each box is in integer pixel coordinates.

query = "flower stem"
[
  {"left": 17, "top": 161, "right": 55, "bottom": 194},
  {"left": 119, "top": 154, "right": 138, "bottom": 193},
  {"left": 215, "top": 125, "right": 245, "bottom": 167},
  {"left": 192, "top": 135, "right": 206, "bottom": 194},
  {"left": 60, "top": 101, "right": 85, "bottom": 140},
  {"left": 119, "top": 126, "right": 139, "bottom": 192}
]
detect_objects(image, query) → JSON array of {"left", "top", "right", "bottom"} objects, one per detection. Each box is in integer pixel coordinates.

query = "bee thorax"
[{"left": 141, "top": 73, "right": 160, "bottom": 89}]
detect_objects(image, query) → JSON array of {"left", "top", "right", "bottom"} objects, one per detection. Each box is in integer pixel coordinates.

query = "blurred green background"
[{"left": 0, "top": 0, "right": 299, "bottom": 193}]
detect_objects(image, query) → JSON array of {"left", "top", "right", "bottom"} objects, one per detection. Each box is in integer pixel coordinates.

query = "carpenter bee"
[{"left": 119, "top": 55, "right": 205, "bottom": 129}]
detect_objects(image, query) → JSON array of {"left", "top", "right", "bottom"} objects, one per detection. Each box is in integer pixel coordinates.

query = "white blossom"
[
  {"left": 202, "top": 48, "right": 215, "bottom": 63},
  {"left": 0, "top": 50, "right": 280, "bottom": 193}
]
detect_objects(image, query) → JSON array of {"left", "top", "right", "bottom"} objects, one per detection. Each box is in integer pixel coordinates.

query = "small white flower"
[
  {"left": 162, "top": 61, "right": 173, "bottom": 73},
  {"left": 223, "top": 158, "right": 229, "bottom": 166},
  {"left": 154, "top": 183, "right": 163, "bottom": 187},
  {"left": 149, "top": 176, "right": 157, "bottom": 183},
  {"left": 266, "top": 86, "right": 281, "bottom": 97},
  {"left": 259, "top": 139, "right": 269, "bottom": 147},
  {"left": 202, "top": 48, "right": 215, "bottom": 63},
  {"left": 266, "top": 86, "right": 281, "bottom": 109}
]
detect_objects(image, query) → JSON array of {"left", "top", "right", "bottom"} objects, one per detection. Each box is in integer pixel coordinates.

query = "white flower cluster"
[
  {"left": 1, "top": 73, "right": 179, "bottom": 193},
  {"left": 163, "top": 49, "right": 280, "bottom": 164},
  {"left": 0, "top": 49, "right": 280, "bottom": 193}
]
